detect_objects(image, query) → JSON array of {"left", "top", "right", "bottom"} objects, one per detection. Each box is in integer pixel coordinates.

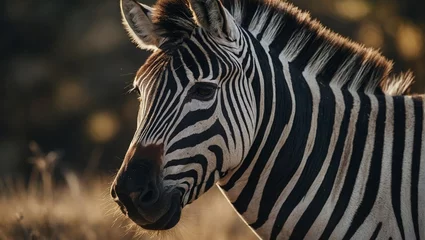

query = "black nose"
[
  {"left": 137, "top": 181, "right": 160, "bottom": 206},
  {"left": 111, "top": 161, "right": 161, "bottom": 216}
]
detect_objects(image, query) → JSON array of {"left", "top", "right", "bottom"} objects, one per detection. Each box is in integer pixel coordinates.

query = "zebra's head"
[{"left": 111, "top": 0, "right": 256, "bottom": 230}]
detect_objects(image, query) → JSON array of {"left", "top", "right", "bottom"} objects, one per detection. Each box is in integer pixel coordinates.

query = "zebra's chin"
[{"left": 130, "top": 190, "right": 182, "bottom": 231}]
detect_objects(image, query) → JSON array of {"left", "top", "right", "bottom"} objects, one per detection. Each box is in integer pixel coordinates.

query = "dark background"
[{"left": 1, "top": 0, "right": 424, "bottom": 177}]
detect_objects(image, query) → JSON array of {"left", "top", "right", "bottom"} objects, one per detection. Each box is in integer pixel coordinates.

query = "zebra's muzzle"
[
  {"left": 111, "top": 159, "right": 182, "bottom": 230},
  {"left": 112, "top": 179, "right": 182, "bottom": 230},
  {"left": 111, "top": 143, "right": 183, "bottom": 230}
]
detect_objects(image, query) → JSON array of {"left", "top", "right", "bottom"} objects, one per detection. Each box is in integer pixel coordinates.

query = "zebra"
[{"left": 111, "top": 0, "right": 425, "bottom": 239}]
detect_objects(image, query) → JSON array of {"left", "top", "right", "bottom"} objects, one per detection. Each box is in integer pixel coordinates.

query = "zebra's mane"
[
  {"left": 151, "top": 0, "right": 415, "bottom": 95},
  {"left": 222, "top": 0, "right": 415, "bottom": 95}
]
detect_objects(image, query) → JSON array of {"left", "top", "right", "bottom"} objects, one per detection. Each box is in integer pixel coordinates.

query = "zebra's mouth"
[
  {"left": 141, "top": 193, "right": 182, "bottom": 230},
  {"left": 129, "top": 190, "right": 182, "bottom": 230}
]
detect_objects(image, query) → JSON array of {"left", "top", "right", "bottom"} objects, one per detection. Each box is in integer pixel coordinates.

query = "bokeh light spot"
[
  {"left": 55, "top": 80, "right": 89, "bottom": 113},
  {"left": 396, "top": 23, "right": 423, "bottom": 61},
  {"left": 357, "top": 22, "right": 384, "bottom": 48},
  {"left": 86, "top": 111, "right": 120, "bottom": 143},
  {"left": 335, "top": 0, "right": 371, "bottom": 21}
]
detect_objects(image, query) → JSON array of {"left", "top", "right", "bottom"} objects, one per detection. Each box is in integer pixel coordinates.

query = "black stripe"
[
  {"left": 239, "top": 35, "right": 256, "bottom": 119},
  {"left": 173, "top": 49, "right": 191, "bottom": 86},
  {"left": 176, "top": 185, "right": 187, "bottom": 198},
  {"left": 342, "top": 94, "right": 382, "bottom": 240},
  {"left": 205, "top": 172, "right": 217, "bottom": 192},
  {"left": 221, "top": 31, "right": 278, "bottom": 191},
  {"left": 163, "top": 155, "right": 208, "bottom": 200},
  {"left": 144, "top": 70, "right": 177, "bottom": 139},
  {"left": 268, "top": 12, "right": 302, "bottom": 56},
  {"left": 253, "top": 63, "right": 311, "bottom": 231},
  {"left": 185, "top": 40, "right": 210, "bottom": 78},
  {"left": 318, "top": 46, "right": 353, "bottom": 86},
  {"left": 164, "top": 169, "right": 198, "bottom": 202},
  {"left": 198, "top": 29, "right": 232, "bottom": 76},
  {"left": 166, "top": 100, "right": 218, "bottom": 151},
  {"left": 411, "top": 97, "right": 423, "bottom": 240},
  {"left": 164, "top": 155, "right": 207, "bottom": 169},
  {"left": 240, "top": 0, "right": 259, "bottom": 29},
  {"left": 319, "top": 90, "right": 366, "bottom": 240},
  {"left": 237, "top": 74, "right": 254, "bottom": 130},
  {"left": 370, "top": 222, "right": 383, "bottom": 240},
  {"left": 199, "top": 35, "right": 249, "bottom": 152},
  {"left": 219, "top": 88, "right": 236, "bottom": 150},
  {"left": 177, "top": 181, "right": 190, "bottom": 206},
  {"left": 276, "top": 76, "right": 336, "bottom": 240},
  {"left": 205, "top": 145, "right": 225, "bottom": 191},
  {"left": 232, "top": 44, "right": 291, "bottom": 216},
  {"left": 180, "top": 45, "right": 200, "bottom": 79},
  {"left": 291, "top": 37, "right": 324, "bottom": 72},
  {"left": 195, "top": 32, "right": 221, "bottom": 79},
  {"left": 290, "top": 89, "right": 350, "bottom": 239},
  {"left": 209, "top": 145, "right": 225, "bottom": 176},
  {"left": 223, "top": 72, "right": 246, "bottom": 153},
  {"left": 166, "top": 120, "right": 225, "bottom": 154},
  {"left": 145, "top": 53, "right": 190, "bottom": 139},
  {"left": 391, "top": 96, "right": 406, "bottom": 240},
  {"left": 270, "top": 65, "right": 324, "bottom": 239}
]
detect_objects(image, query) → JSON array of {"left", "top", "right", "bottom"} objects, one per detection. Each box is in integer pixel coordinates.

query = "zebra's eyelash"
[
  {"left": 130, "top": 87, "right": 144, "bottom": 102},
  {"left": 130, "top": 86, "right": 141, "bottom": 96}
]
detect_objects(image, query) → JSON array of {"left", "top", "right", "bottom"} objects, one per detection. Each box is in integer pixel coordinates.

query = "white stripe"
[
  {"left": 419, "top": 98, "right": 425, "bottom": 240},
  {"left": 400, "top": 97, "right": 415, "bottom": 238}
]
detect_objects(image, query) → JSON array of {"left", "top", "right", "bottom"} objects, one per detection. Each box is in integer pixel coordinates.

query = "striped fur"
[{"left": 117, "top": 0, "right": 424, "bottom": 239}]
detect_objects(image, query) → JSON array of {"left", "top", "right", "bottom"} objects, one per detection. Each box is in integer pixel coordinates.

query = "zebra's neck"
[{"left": 218, "top": 30, "right": 425, "bottom": 239}]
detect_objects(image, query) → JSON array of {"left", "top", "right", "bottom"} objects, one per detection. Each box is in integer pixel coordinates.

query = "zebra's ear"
[
  {"left": 189, "top": 0, "right": 239, "bottom": 40},
  {"left": 120, "top": 0, "right": 163, "bottom": 51}
]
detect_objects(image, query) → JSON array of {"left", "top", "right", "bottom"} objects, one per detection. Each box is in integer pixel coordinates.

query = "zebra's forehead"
[
  {"left": 134, "top": 50, "right": 171, "bottom": 88},
  {"left": 134, "top": 34, "right": 225, "bottom": 88}
]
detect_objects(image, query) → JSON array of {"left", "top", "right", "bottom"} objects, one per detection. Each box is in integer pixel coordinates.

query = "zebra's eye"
[
  {"left": 190, "top": 82, "right": 218, "bottom": 101},
  {"left": 132, "top": 87, "right": 141, "bottom": 96}
]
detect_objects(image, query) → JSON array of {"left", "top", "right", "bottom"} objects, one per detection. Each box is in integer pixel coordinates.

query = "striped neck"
[{"left": 218, "top": 26, "right": 425, "bottom": 239}]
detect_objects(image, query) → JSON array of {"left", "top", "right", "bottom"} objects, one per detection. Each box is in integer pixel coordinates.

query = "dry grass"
[{"left": 0, "top": 144, "right": 257, "bottom": 240}]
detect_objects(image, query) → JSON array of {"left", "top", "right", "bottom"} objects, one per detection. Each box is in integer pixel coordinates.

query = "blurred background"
[{"left": 0, "top": 0, "right": 424, "bottom": 239}]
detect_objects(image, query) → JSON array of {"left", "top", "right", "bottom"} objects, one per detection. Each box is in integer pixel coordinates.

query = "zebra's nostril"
[
  {"left": 140, "top": 189, "right": 154, "bottom": 203},
  {"left": 138, "top": 183, "right": 159, "bottom": 206}
]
